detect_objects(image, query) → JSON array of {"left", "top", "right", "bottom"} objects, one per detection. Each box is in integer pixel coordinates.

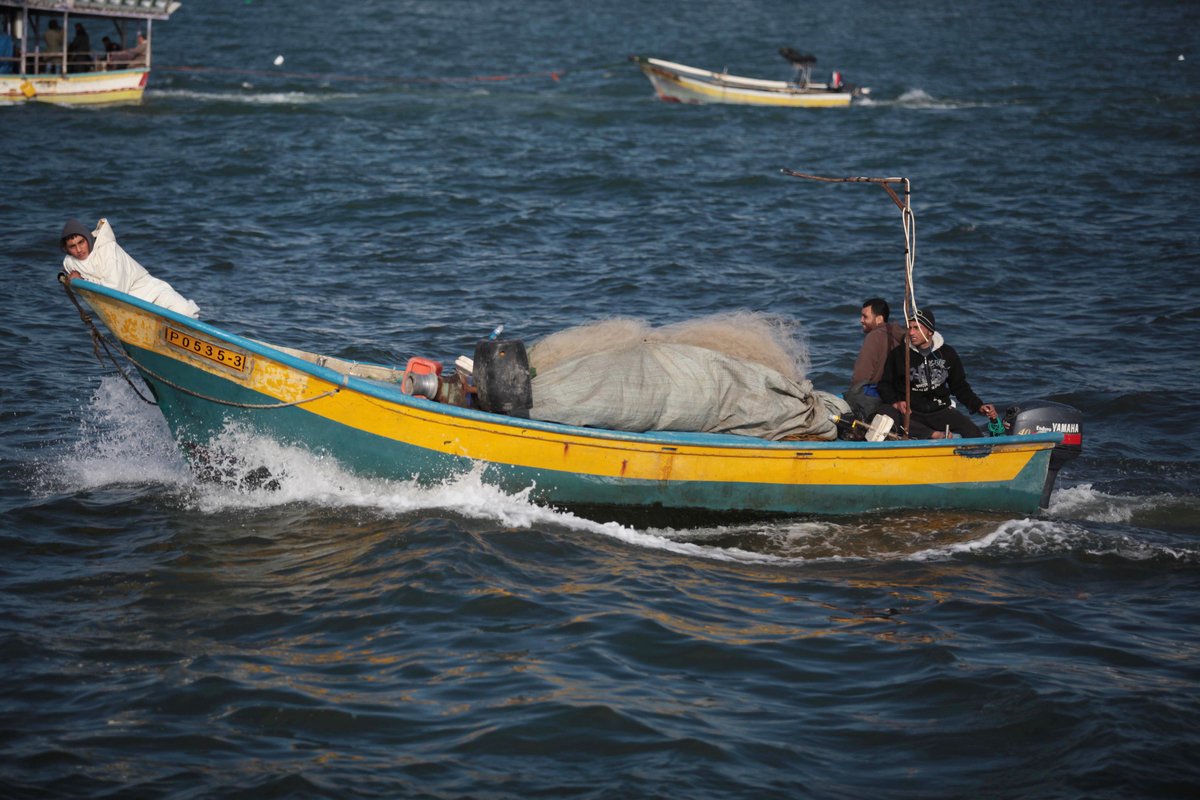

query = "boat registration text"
[{"left": 164, "top": 327, "right": 249, "bottom": 373}]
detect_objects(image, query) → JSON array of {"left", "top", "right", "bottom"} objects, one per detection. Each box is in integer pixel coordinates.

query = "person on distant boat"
[
  {"left": 0, "top": 30, "right": 13, "bottom": 76},
  {"left": 845, "top": 297, "right": 905, "bottom": 420},
  {"left": 44, "top": 19, "right": 64, "bottom": 55},
  {"left": 68, "top": 22, "right": 92, "bottom": 73},
  {"left": 60, "top": 218, "right": 201, "bottom": 319},
  {"left": 111, "top": 32, "right": 148, "bottom": 68},
  {"left": 876, "top": 308, "right": 996, "bottom": 439},
  {"left": 128, "top": 33, "right": 148, "bottom": 67},
  {"left": 43, "top": 19, "right": 65, "bottom": 73}
]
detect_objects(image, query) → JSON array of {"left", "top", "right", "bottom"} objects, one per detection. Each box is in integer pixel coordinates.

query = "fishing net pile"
[{"left": 527, "top": 312, "right": 846, "bottom": 440}]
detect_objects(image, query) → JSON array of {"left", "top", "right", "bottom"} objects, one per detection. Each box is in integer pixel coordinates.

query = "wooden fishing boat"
[
  {"left": 58, "top": 174, "right": 1082, "bottom": 517},
  {"left": 0, "top": 0, "right": 180, "bottom": 106},
  {"left": 60, "top": 284, "right": 1077, "bottom": 518},
  {"left": 630, "top": 49, "right": 867, "bottom": 108}
]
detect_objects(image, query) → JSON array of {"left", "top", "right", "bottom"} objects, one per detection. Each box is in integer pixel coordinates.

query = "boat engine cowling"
[
  {"left": 1003, "top": 400, "right": 1083, "bottom": 508},
  {"left": 473, "top": 338, "right": 533, "bottom": 418}
]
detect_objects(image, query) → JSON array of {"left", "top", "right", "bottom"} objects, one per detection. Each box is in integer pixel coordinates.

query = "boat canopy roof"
[
  {"left": 0, "top": 1, "right": 180, "bottom": 21},
  {"left": 779, "top": 47, "right": 817, "bottom": 66}
]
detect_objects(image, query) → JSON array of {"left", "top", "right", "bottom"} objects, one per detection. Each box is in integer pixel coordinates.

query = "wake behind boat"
[{"left": 631, "top": 47, "right": 868, "bottom": 108}]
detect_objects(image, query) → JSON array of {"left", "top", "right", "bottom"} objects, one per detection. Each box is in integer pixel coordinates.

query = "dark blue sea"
[{"left": 2, "top": 1, "right": 1199, "bottom": 797}]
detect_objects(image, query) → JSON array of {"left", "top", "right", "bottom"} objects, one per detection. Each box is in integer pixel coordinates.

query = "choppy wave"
[
  {"left": 912, "top": 516, "right": 1200, "bottom": 564},
  {"left": 864, "top": 88, "right": 1000, "bottom": 110},
  {"left": 6, "top": 0, "right": 1200, "bottom": 794}
]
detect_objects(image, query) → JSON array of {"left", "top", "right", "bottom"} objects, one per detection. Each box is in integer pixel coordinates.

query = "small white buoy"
[
  {"left": 273, "top": 54, "right": 284, "bottom": 66},
  {"left": 1179, "top": 54, "right": 1185, "bottom": 62}
]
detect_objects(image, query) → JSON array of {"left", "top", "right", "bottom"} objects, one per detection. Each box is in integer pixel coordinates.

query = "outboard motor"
[
  {"left": 473, "top": 338, "right": 532, "bottom": 418},
  {"left": 1003, "top": 400, "right": 1083, "bottom": 508}
]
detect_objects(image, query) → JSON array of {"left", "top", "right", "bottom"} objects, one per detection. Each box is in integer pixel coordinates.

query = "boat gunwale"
[{"left": 73, "top": 279, "right": 1064, "bottom": 454}]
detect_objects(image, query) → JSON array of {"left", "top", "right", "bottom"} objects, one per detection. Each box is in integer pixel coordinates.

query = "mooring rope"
[
  {"left": 118, "top": 349, "right": 343, "bottom": 410},
  {"left": 60, "top": 273, "right": 158, "bottom": 405},
  {"left": 59, "top": 275, "right": 342, "bottom": 411}
]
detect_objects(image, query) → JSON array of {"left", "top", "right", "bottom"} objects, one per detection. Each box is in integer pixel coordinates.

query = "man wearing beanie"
[
  {"left": 60, "top": 218, "right": 200, "bottom": 319},
  {"left": 876, "top": 308, "right": 997, "bottom": 438}
]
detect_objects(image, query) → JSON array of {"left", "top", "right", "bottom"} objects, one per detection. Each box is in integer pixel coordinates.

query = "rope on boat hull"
[{"left": 60, "top": 275, "right": 341, "bottom": 411}]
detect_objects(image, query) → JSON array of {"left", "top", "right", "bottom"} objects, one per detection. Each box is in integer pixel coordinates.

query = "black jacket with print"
[{"left": 877, "top": 336, "right": 984, "bottom": 415}]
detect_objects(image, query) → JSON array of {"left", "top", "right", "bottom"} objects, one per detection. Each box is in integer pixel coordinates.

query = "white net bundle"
[
  {"left": 527, "top": 312, "right": 842, "bottom": 440},
  {"left": 528, "top": 311, "right": 809, "bottom": 382}
]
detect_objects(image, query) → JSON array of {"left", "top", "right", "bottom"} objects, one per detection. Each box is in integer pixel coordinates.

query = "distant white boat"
[
  {"left": 0, "top": 0, "right": 181, "bottom": 106},
  {"left": 631, "top": 48, "right": 868, "bottom": 108}
]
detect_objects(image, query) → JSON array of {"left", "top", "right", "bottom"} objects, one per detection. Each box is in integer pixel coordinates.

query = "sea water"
[{"left": 1, "top": 1, "right": 1198, "bottom": 797}]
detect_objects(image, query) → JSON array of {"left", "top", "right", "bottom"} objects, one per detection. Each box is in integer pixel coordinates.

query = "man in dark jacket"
[
  {"left": 877, "top": 308, "right": 997, "bottom": 438},
  {"left": 68, "top": 23, "right": 92, "bottom": 73}
]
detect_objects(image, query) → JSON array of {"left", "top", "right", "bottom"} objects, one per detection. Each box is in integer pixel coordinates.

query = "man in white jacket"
[{"left": 61, "top": 218, "right": 200, "bottom": 318}]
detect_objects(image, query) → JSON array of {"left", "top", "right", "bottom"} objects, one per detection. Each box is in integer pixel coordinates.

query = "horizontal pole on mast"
[{"left": 781, "top": 169, "right": 909, "bottom": 211}]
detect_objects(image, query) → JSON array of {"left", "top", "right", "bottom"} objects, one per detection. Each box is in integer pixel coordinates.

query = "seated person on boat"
[
  {"left": 876, "top": 308, "right": 997, "bottom": 438},
  {"left": 846, "top": 297, "right": 905, "bottom": 420}
]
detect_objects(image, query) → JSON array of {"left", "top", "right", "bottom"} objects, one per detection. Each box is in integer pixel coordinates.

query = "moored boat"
[
  {"left": 630, "top": 48, "right": 868, "bottom": 108},
  {"left": 1, "top": 0, "right": 180, "bottom": 106}
]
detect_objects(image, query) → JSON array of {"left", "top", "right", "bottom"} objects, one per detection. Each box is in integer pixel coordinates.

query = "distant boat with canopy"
[
  {"left": 631, "top": 48, "right": 869, "bottom": 108},
  {"left": 0, "top": 0, "right": 181, "bottom": 106}
]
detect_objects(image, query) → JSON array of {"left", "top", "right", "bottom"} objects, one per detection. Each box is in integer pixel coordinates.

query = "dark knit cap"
[
  {"left": 61, "top": 218, "right": 94, "bottom": 253},
  {"left": 914, "top": 308, "right": 936, "bottom": 331}
]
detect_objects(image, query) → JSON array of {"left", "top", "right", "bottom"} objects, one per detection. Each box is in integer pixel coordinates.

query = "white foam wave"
[
  {"left": 910, "top": 517, "right": 1085, "bottom": 559},
  {"left": 182, "top": 423, "right": 782, "bottom": 563},
  {"left": 1046, "top": 482, "right": 1178, "bottom": 524},
  {"left": 909, "top": 515, "right": 1198, "bottom": 563},
  {"left": 869, "top": 88, "right": 996, "bottom": 110},
  {"left": 45, "top": 378, "right": 777, "bottom": 563},
  {"left": 52, "top": 376, "right": 190, "bottom": 491},
  {"left": 149, "top": 88, "right": 352, "bottom": 105}
]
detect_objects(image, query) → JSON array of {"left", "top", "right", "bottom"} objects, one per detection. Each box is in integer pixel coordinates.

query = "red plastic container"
[{"left": 405, "top": 356, "right": 443, "bottom": 375}]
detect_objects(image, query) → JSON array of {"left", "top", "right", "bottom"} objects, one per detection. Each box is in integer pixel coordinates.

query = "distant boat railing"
[{"left": 2, "top": 47, "right": 146, "bottom": 75}]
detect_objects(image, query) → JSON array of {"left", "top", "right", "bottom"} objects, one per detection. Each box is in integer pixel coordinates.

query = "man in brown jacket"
[{"left": 845, "top": 298, "right": 905, "bottom": 419}]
